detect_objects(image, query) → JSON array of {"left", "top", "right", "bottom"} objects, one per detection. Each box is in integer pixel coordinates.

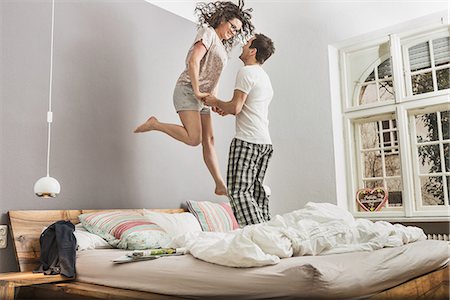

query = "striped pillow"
[
  {"left": 79, "top": 211, "right": 170, "bottom": 250},
  {"left": 186, "top": 200, "right": 240, "bottom": 232}
]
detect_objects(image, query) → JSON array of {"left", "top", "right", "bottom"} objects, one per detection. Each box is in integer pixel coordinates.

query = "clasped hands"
[{"left": 195, "top": 92, "right": 226, "bottom": 116}]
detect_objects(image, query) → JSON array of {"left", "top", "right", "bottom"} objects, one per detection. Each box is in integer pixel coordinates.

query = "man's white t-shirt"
[{"left": 234, "top": 65, "right": 273, "bottom": 144}]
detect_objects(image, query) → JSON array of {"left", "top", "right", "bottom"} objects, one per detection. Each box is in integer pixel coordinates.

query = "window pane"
[
  {"left": 359, "top": 83, "right": 378, "bottom": 105},
  {"left": 346, "top": 42, "right": 390, "bottom": 107},
  {"left": 363, "top": 151, "right": 383, "bottom": 178},
  {"left": 365, "top": 70, "right": 375, "bottom": 82},
  {"left": 364, "top": 180, "right": 384, "bottom": 189},
  {"left": 420, "top": 176, "right": 444, "bottom": 205},
  {"left": 412, "top": 72, "right": 434, "bottom": 95},
  {"left": 416, "top": 112, "right": 439, "bottom": 142},
  {"left": 433, "top": 37, "right": 450, "bottom": 67},
  {"left": 379, "top": 80, "right": 395, "bottom": 101},
  {"left": 386, "top": 154, "right": 401, "bottom": 176},
  {"left": 444, "top": 143, "right": 450, "bottom": 172},
  {"left": 361, "top": 123, "right": 379, "bottom": 149},
  {"left": 436, "top": 68, "right": 450, "bottom": 90},
  {"left": 447, "top": 176, "right": 450, "bottom": 201},
  {"left": 388, "top": 191, "right": 403, "bottom": 207},
  {"left": 409, "top": 41, "right": 431, "bottom": 72},
  {"left": 418, "top": 144, "right": 441, "bottom": 174},
  {"left": 378, "top": 58, "right": 392, "bottom": 78},
  {"left": 383, "top": 132, "right": 391, "bottom": 144},
  {"left": 386, "top": 178, "right": 402, "bottom": 206},
  {"left": 442, "top": 111, "right": 450, "bottom": 140}
]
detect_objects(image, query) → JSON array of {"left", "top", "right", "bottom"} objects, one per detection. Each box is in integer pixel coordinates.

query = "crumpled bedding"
[{"left": 170, "top": 202, "right": 426, "bottom": 267}]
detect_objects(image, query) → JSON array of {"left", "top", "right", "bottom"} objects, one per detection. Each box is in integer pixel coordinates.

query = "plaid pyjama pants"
[{"left": 227, "top": 138, "right": 274, "bottom": 227}]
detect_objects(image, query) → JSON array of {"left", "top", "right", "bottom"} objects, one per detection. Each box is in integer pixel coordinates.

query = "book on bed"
[{"left": 112, "top": 247, "right": 187, "bottom": 264}]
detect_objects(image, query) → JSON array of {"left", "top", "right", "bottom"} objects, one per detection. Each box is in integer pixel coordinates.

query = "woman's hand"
[{"left": 195, "top": 91, "right": 210, "bottom": 101}]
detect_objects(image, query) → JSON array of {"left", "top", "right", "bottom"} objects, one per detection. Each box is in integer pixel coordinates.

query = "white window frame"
[
  {"left": 408, "top": 102, "right": 450, "bottom": 214},
  {"left": 402, "top": 28, "right": 450, "bottom": 99},
  {"left": 355, "top": 54, "right": 396, "bottom": 107},
  {"left": 353, "top": 113, "right": 403, "bottom": 213},
  {"left": 330, "top": 15, "right": 450, "bottom": 222},
  {"left": 379, "top": 119, "right": 398, "bottom": 154}
]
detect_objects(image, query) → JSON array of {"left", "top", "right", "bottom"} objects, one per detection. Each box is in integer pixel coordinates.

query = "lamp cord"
[{"left": 46, "top": 0, "right": 55, "bottom": 177}]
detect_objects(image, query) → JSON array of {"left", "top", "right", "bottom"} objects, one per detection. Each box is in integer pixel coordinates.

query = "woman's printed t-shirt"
[{"left": 176, "top": 26, "right": 228, "bottom": 93}]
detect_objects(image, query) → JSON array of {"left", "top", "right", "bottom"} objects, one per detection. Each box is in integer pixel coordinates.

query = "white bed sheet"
[{"left": 75, "top": 240, "right": 449, "bottom": 299}]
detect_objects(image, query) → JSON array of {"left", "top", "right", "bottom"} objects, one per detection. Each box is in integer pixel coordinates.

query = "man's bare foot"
[
  {"left": 215, "top": 183, "right": 227, "bottom": 196},
  {"left": 134, "top": 116, "right": 158, "bottom": 133}
]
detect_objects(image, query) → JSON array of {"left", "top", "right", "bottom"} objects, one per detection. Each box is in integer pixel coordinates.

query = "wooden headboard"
[{"left": 8, "top": 208, "right": 185, "bottom": 272}]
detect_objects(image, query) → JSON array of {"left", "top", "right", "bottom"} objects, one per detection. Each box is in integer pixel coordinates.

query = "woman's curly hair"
[{"left": 195, "top": 1, "right": 254, "bottom": 51}]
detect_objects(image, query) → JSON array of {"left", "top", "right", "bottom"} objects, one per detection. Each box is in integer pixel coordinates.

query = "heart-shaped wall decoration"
[{"left": 356, "top": 187, "right": 388, "bottom": 212}]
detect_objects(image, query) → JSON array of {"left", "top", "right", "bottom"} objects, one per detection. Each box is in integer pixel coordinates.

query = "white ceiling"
[
  {"left": 144, "top": 0, "right": 199, "bottom": 22},
  {"left": 143, "top": 0, "right": 448, "bottom": 32}
]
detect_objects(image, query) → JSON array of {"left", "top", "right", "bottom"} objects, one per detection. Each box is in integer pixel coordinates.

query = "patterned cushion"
[
  {"left": 74, "top": 224, "right": 112, "bottom": 251},
  {"left": 186, "top": 200, "right": 240, "bottom": 232},
  {"left": 79, "top": 211, "right": 170, "bottom": 250}
]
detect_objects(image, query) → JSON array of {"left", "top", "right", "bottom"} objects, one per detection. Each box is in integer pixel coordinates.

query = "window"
[
  {"left": 412, "top": 108, "right": 449, "bottom": 208},
  {"left": 378, "top": 119, "right": 398, "bottom": 154},
  {"left": 358, "top": 57, "right": 395, "bottom": 105},
  {"left": 343, "top": 40, "right": 395, "bottom": 108},
  {"left": 338, "top": 23, "right": 450, "bottom": 219},
  {"left": 356, "top": 116, "right": 402, "bottom": 211},
  {"left": 406, "top": 36, "right": 450, "bottom": 95}
]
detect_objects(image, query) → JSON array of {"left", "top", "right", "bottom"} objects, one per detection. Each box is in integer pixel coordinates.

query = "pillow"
[
  {"left": 78, "top": 211, "right": 170, "bottom": 250},
  {"left": 186, "top": 200, "right": 240, "bottom": 232},
  {"left": 74, "top": 223, "right": 112, "bottom": 251},
  {"left": 142, "top": 210, "right": 202, "bottom": 237}
]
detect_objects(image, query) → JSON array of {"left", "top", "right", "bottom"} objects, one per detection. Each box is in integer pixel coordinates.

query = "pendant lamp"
[{"left": 34, "top": 0, "right": 61, "bottom": 198}]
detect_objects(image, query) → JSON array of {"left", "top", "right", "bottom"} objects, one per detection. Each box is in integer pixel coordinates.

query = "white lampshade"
[{"left": 34, "top": 176, "right": 61, "bottom": 198}]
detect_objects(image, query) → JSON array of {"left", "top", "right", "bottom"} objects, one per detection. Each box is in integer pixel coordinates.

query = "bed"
[{"left": 5, "top": 208, "right": 450, "bottom": 299}]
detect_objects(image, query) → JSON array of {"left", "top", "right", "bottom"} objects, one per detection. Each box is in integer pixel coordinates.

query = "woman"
[{"left": 134, "top": 1, "right": 254, "bottom": 196}]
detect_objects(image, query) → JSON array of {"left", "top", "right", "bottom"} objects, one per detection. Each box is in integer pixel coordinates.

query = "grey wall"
[{"left": 0, "top": 0, "right": 238, "bottom": 272}]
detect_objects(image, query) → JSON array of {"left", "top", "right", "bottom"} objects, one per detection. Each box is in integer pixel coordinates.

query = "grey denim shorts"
[{"left": 173, "top": 85, "right": 210, "bottom": 115}]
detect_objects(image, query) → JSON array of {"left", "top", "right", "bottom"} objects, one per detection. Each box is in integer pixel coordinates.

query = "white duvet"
[{"left": 170, "top": 202, "right": 426, "bottom": 267}]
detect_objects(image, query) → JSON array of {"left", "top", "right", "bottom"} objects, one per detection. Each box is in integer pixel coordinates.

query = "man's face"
[{"left": 239, "top": 37, "right": 256, "bottom": 61}]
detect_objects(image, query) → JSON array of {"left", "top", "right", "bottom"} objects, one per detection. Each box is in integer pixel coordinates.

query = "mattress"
[{"left": 75, "top": 240, "right": 449, "bottom": 299}]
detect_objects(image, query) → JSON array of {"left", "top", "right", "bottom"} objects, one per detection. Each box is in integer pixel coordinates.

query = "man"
[{"left": 203, "top": 33, "right": 275, "bottom": 226}]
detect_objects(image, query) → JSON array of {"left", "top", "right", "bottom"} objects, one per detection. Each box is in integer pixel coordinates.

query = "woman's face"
[{"left": 216, "top": 18, "right": 243, "bottom": 40}]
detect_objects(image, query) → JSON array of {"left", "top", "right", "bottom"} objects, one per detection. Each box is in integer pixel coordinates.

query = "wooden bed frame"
[{"left": 2, "top": 209, "right": 449, "bottom": 300}]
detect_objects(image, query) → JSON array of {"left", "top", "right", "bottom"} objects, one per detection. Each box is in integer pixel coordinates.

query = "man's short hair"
[{"left": 250, "top": 34, "right": 275, "bottom": 64}]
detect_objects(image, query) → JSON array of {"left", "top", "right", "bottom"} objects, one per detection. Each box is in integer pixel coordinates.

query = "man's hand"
[
  {"left": 203, "top": 94, "right": 218, "bottom": 107},
  {"left": 212, "top": 106, "right": 227, "bottom": 116}
]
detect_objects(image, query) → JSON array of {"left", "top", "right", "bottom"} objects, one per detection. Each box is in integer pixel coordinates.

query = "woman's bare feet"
[
  {"left": 134, "top": 116, "right": 158, "bottom": 133},
  {"left": 215, "top": 182, "right": 227, "bottom": 196}
]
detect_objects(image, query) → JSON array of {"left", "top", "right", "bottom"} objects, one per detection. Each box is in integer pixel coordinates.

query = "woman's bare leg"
[
  {"left": 134, "top": 112, "right": 202, "bottom": 146},
  {"left": 200, "top": 113, "right": 227, "bottom": 196}
]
